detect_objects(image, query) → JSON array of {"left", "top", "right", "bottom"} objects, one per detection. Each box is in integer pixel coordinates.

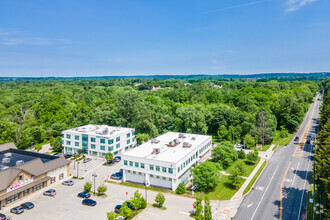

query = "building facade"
[
  {"left": 0, "top": 143, "right": 71, "bottom": 208},
  {"left": 62, "top": 125, "right": 136, "bottom": 157},
  {"left": 121, "top": 132, "right": 212, "bottom": 190}
]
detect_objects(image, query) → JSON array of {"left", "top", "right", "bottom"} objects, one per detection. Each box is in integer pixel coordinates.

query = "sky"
[{"left": 0, "top": 0, "right": 329, "bottom": 77}]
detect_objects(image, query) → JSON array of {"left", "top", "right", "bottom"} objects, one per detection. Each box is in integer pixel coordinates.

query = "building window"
[
  {"left": 51, "top": 177, "right": 56, "bottom": 184},
  {"left": 18, "top": 175, "right": 23, "bottom": 181},
  {"left": 150, "top": 165, "right": 154, "bottom": 170},
  {"left": 102, "top": 153, "right": 106, "bottom": 157},
  {"left": 66, "top": 141, "right": 71, "bottom": 145},
  {"left": 162, "top": 167, "right": 166, "bottom": 173},
  {"left": 108, "top": 139, "right": 114, "bottom": 145},
  {"left": 62, "top": 134, "right": 64, "bottom": 138},
  {"left": 127, "top": 170, "right": 130, "bottom": 173},
  {"left": 59, "top": 173, "right": 64, "bottom": 180},
  {"left": 141, "top": 163, "right": 145, "bottom": 168},
  {"left": 125, "top": 146, "right": 129, "bottom": 150},
  {"left": 124, "top": 160, "right": 128, "bottom": 165},
  {"left": 75, "top": 142, "right": 79, "bottom": 147},
  {"left": 133, "top": 171, "right": 136, "bottom": 174},
  {"left": 116, "top": 143, "right": 120, "bottom": 148},
  {"left": 127, "top": 133, "right": 130, "bottom": 138},
  {"left": 67, "top": 147, "right": 73, "bottom": 152},
  {"left": 162, "top": 177, "right": 166, "bottom": 180},
  {"left": 116, "top": 137, "right": 120, "bottom": 142},
  {"left": 138, "top": 172, "right": 142, "bottom": 175},
  {"left": 66, "top": 134, "right": 71, "bottom": 139},
  {"left": 132, "top": 131, "right": 135, "bottom": 135},
  {"left": 135, "top": 162, "right": 139, "bottom": 167},
  {"left": 75, "top": 135, "right": 79, "bottom": 140},
  {"left": 156, "top": 166, "right": 160, "bottom": 171},
  {"left": 169, "top": 168, "right": 173, "bottom": 174},
  {"left": 156, "top": 176, "right": 160, "bottom": 179},
  {"left": 129, "top": 161, "right": 133, "bottom": 166},
  {"left": 23, "top": 189, "right": 29, "bottom": 197},
  {"left": 169, "top": 178, "right": 172, "bottom": 181},
  {"left": 108, "top": 146, "right": 113, "bottom": 151},
  {"left": 100, "top": 146, "right": 105, "bottom": 151},
  {"left": 33, "top": 182, "right": 44, "bottom": 192},
  {"left": 114, "top": 151, "right": 118, "bottom": 155},
  {"left": 91, "top": 138, "right": 96, "bottom": 142},
  {"left": 62, "top": 140, "right": 64, "bottom": 144},
  {"left": 91, "top": 144, "right": 96, "bottom": 149},
  {"left": 150, "top": 174, "right": 154, "bottom": 177},
  {"left": 100, "top": 139, "right": 105, "bottom": 144},
  {"left": 132, "top": 138, "right": 135, "bottom": 142},
  {"left": 93, "top": 151, "right": 98, "bottom": 155},
  {"left": 127, "top": 139, "right": 130, "bottom": 144},
  {"left": 6, "top": 194, "right": 19, "bottom": 204},
  {"left": 177, "top": 168, "right": 180, "bottom": 173}
]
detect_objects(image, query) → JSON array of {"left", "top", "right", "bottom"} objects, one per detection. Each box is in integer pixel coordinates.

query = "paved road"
[{"left": 234, "top": 95, "right": 321, "bottom": 220}]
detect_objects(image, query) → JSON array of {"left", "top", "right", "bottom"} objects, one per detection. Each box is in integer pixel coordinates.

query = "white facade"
[
  {"left": 62, "top": 125, "right": 136, "bottom": 157},
  {"left": 121, "top": 132, "right": 212, "bottom": 190}
]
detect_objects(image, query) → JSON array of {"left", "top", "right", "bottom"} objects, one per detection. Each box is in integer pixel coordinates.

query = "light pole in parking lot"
[
  {"left": 77, "top": 162, "right": 80, "bottom": 178},
  {"left": 144, "top": 180, "right": 150, "bottom": 204},
  {"left": 92, "top": 173, "right": 97, "bottom": 194}
]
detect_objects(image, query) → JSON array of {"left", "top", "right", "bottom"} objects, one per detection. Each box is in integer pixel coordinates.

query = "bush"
[
  {"left": 238, "top": 149, "right": 246, "bottom": 159},
  {"left": 120, "top": 202, "right": 132, "bottom": 218},
  {"left": 155, "top": 192, "right": 165, "bottom": 207},
  {"left": 192, "top": 161, "right": 219, "bottom": 192},
  {"left": 105, "top": 152, "right": 113, "bottom": 162},
  {"left": 247, "top": 150, "right": 259, "bottom": 164},
  {"left": 131, "top": 190, "right": 146, "bottom": 210},
  {"left": 107, "top": 211, "right": 119, "bottom": 220},
  {"left": 97, "top": 184, "right": 107, "bottom": 194},
  {"left": 176, "top": 183, "right": 186, "bottom": 194},
  {"left": 84, "top": 181, "right": 92, "bottom": 192}
]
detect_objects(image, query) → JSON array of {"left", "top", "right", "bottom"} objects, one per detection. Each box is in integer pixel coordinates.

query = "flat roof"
[
  {"left": 62, "top": 124, "right": 134, "bottom": 137},
  {"left": 123, "top": 132, "right": 211, "bottom": 163}
]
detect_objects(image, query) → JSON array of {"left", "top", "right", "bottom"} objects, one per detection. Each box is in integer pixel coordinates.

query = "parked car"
[
  {"left": 10, "top": 206, "right": 24, "bottom": 214},
  {"left": 0, "top": 213, "right": 7, "bottom": 220},
  {"left": 77, "top": 192, "right": 91, "bottom": 198},
  {"left": 62, "top": 180, "right": 74, "bottom": 186},
  {"left": 114, "top": 202, "right": 134, "bottom": 213},
  {"left": 43, "top": 189, "right": 56, "bottom": 196},
  {"left": 53, "top": 153, "right": 63, "bottom": 157},
  {"left": 111, "top": 173, "right": 122, "bottom": 180},
  {"left": 294, "top": 136, "right": 299, "bottom": 141},
  {"left": 83, "top": 158, "right": 92, "bottom": 163},
  {"left": 82, "top": 199, "right": 97, "bottom": 206},
  {"left": 20, "top": 202, "right": 34, "bottom": 209},
  {"left": 190, "top": 185, "right": 198, "bottom": 191},
  {"left": 306, "top": 139, "right": 311, "bottom": 144},
  {"left": 114, "top": 156, "right": 121, "bottom": 161},
  {"left": 64, "top": 154, "right": 72, "bottom": 159}
]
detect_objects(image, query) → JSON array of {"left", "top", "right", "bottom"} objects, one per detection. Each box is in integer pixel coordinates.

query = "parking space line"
[{"left": 145, "top": 211, "right": 159, "bottom": 216}]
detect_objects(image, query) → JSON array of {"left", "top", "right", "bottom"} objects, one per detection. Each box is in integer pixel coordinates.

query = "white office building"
[
  {"left": 121, "top": 132, "right": 212, "bottom": 190},
  {"left": 62, "top": 125, "right": 136, "bottom": 157}
]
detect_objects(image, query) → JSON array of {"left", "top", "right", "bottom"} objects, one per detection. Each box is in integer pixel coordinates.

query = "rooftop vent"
[
  {"left": 151, "top": 138, "right": 160, "bottom": 144},
  {"left": 4, "top": 153, "right": 11, "bottom": 157},
  {"left": 173, "top": 139, "right": 180, "bottom": 144},
  {"left": 191, "top": 137, "right": 196, "bottom": 141},
  {"left": 168, "top": 141, "right": 174, "bottom": 147},
  {"left": 182, "top": 142, "right": 192, "bottom": 148},
  {"left": 179, "top": 133, "right": 186, "bottom": 138},
  {"left": 2, "top": 158, "right": 10, "bottom": 164},
  {"left": 16, "top": 160, "right": 24, "bottom": 166},
  {"left": 152, "top": 148, "right": 160, "bottom": 154}
]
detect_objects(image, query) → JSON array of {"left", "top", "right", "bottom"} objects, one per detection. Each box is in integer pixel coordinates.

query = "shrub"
[
  {"left": 97, "top": 184, "right": 107, "bottom": 195},
  {"left": 107, "top": 211, "right": 119, "bottom": 220},
  {"left": 120, "top": 202, "right": 132, "bottom": 218},
  {"left": 176, "top": 183, "right": 186, "bottom": 194},
  {"left": 155, "top": 192, "right": 165, "bottom": 207},
  {"left": 84, "top": 181, "right": 92, "bottom": 192},
  {"left": 238, "top": 149, "right": 246, "bottom": 159}
]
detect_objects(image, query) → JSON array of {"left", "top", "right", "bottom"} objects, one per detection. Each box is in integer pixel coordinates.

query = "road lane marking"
[
  {"left": 247, "top": 203, "right": 253, "bottom": 208},
  {"left": 145, "top": 211, "right": 159, "bottom": 216},
  {"left": 280, "top": 161, "right": 292, "bottom": 220},
  {"left": 292, "top": 162, "right": 300, "bottom": 186},
  {"left": 250, "top": 166, "right": 279, "bottom": 220},
  {"left": 179, "top": 211, "right": 190, "bottom": 215},
  {"left": 255, "top": 186, "right": 264, "bottom": 191}
]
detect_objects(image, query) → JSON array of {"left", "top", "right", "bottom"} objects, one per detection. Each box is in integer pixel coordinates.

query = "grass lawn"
[
  {"left": 272, "top": 145, "right": 278, "bottom": 151},
  {"left": 224, "top": 158, "right": 261, "bottom": 177},
  {"left": 203, "top": 175, "right": 245, "bottom": 200},
  {"left": 272, "top": 133, "right": 293, "bottom": 146},
  {"left": 243, "top": 161, "right": 267, "bottom": 195},
  {"left": 107, "top": 181, "right": 169, "bottom": 193}
]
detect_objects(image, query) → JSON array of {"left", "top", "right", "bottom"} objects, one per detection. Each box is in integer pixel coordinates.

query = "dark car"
[
  {"left": 306, "top": 139, "right": 311, "bottom": 144},
  {"left": 114, "top": 202, "right": 134, "bottom": 213},
  {"left": 294, "top": 136, "right": 299, "bottom": 142},
  {"left": 83, "top": 158, "right": 92, "bottom": 163},
  {"left": 10, "top": 206, "right": 24, "bottom": 214},
  {"left": 21, "top": 202, "right": 34, "bottom": 209},
  {"left": 82, "top": 199, "right": 97, "bottom": 206},
  {"left": 77, "top": 192, "right": 91, "bottom": 198},
  {"left": 64, "top": 154, "right": 72, "bottom": 159},
  {"left": 114, "top": 156, "right": 121, "bottom": 161},
  {"left": 0, "top": 213, "right": 6, "bottom": 220},
  {"left": 62, "top": 180, "right": 74, "bottom": 186},
  {"left": 44, "top": 189, "right": 56, "bottom": 196},
  {"left": 111, "top": 172, "right": 123, "bottom": 180}
]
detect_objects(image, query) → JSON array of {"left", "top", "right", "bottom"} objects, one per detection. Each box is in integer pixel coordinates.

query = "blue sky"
[{"left": 0, "top": 0, "right": 329, "bottom": 77}]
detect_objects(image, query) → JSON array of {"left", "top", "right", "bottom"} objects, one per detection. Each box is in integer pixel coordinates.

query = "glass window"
[
  {"left": 141, "top": 163, "right": 145, "bottom": 168},
  {"left": 150, "top": 165, "right": 154, "bottom": 170},
  {"left": 68, "top": 147, "right": 72, "bottom": 151},
  {"left": 6, "top": 193, "right": 19, "bottom": 204},
  {"left": 150, "top": 174, "right": 153, "bottom": 177},
  {"left": 132, "top": 131, "right": 135, "bottom": 135},
  {"left": 169, "top": 168, "right": 173, "bottom": 174},
  {"left": 62, "top": 140, "right": 64, "bottom": 144},
  {"left": 32, "top": 182, "right": 44, "bottom": 192},
  {"left": 127, "top": 133, "right": 130, "bottom": 138},
  {"left": 59, "top": 173, "right": 64, "bottom": 180},
  {"left": 75, "top": 142, "right": 79, "bottom": 147},
  {"left": 91, "top": 144, "right": 96, "bottom": 149},
  {"left": 75, "top": 135, "right": 79, "bottom": 140},
  {"left": 23, "top": 189, "right": 29, "bottom": 197},
  {"left": 156, "top": 166, "right": 160, "bottom": 171},
  {"left": 124, "top": 160, "right": 128, "bottom": 165},
  {"left": 162, "top": 167, "right": 166, "bottom": 173},
  {"left": 91, "top": 138, "right": 96, "bottom": 142},
  {"left": 129, "top": 161, "right": 133, "bottom": 166},
  {"left": 177, "top": 168, "right": 180, "bottom": 173},
  {"left": 135, "top": 162, "right": 139, "bottom": 167},
  {"left": 116, "top": 143, "right": 120, "bottom": 148},
  {"left": 108, "top": 139, "right": 113, "bottom": 145},
  {"left": 108, "top": 146, "right": 113, "bottom": 151},
  {"left": 162, "top": 177, "right": 166, "bottom": 180},
  {"left": 100, "top": 139, "right": 105, "bottom": 144},
  {"left": 114, "top": 151, "right": 118, "bottom": 155},
  {"left": 66, "top": 141, "right": 71, "bottom": 145},
  {"left": 132, "top": 138, "right": 135, "bottom": 142},
  {"left": 133, "top": 171, "right": 136, "bottom": 174},
  {"left": 93, "top": 151, "right": 97, "bottom": 155},
  {"left": 125, "top": 146, "right": 129, "bottom": 150},
  {"left": 127, "top": 139, "right": 130, "bottom": 144},
  {"left": 100, "top": 146, "right": 105, "bottom": 151},
  {"left": 66, "top": 134, "right": 71, "bottom": 139},
  {"left": 62, "top": 134, "right": 64, "bottom": 138},
  {"left": 116, "top": 137, "right": 120, "bottom": 142}
]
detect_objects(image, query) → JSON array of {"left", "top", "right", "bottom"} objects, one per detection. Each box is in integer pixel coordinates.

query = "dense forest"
[
  {"left": 0, "top": 78, "right": 318, "bottom": 151},
  {"left": 315, "top": 78, "right": 330, "bottom": 218}
]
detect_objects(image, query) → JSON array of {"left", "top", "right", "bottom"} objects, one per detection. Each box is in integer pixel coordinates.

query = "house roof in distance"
[
  {"left": 123, "top": 132, "right": 211, "bottom": 163},
  {"left": 62, "top": 124, "right": 134, "bottom": 137}
]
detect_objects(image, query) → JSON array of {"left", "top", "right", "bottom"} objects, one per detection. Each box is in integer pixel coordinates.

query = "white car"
[{"left": 62, "top": 180, "right": 74, "bottom": 186}]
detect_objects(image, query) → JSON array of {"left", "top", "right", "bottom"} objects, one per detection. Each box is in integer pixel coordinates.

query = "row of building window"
[
  {"left": 64, "top": 138, "right": 135, "bottom": 148},
  {"left": 124, "top": 160, "right": 173, "bottom": 174},
  {"left": 126, "top": 170, "right": 172, "bottom": 181},
  {"left": 64, "top": 133, "right": 135, "bottom": 143}
]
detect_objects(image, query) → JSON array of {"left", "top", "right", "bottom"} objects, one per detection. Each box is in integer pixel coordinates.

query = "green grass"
[
  {"left": 257, "top": 144, "right": 271, "bottom": 151},
  {"left": 272, "top": 133, "right": 293, "bottom": 146},
  {"left": 126, "top": 208, "right": 145, "bottom": 220},
  {"left": 243, "top": 161, "right": 267, "bottom": 195},
  {"left": 203, "top": 175, "right": 245, "bottom": 200},
  {"left": 224, "top": 158, "right": 260, "bottom": 177},
  {"left": 91, "top": 192, "right": 108, "bottom": 198},
  {"left": 272, "top": 145, "right": 278, "bottom": 151},
  {"left": 107, "top": 181, "right": 169, "bottom": 193},
  {"left": 152, "top": 204, "right": 167, "bottom": 210}
]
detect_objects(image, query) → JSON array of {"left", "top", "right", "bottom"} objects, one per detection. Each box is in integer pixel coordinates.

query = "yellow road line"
[{"left": 280, "top": 161, "right": 292, "bottom": 220}]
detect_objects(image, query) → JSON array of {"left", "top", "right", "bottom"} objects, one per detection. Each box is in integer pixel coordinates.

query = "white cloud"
[
  {"left": 206, "top": 0, "right": 270, "bottom": 13},
  {"left": 286, "top": 0, "right": 318, "bottom": 12},
  {"left": 2, "top": 37, "right": 52, "bottom": 46}
]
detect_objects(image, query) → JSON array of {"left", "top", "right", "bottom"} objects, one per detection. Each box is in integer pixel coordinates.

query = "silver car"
[
  {"left": 43, "top": 189, "right": 56, "bottom": 196},
  {"left": 62, "top": 180, "right": 74, "bottom": 186}
]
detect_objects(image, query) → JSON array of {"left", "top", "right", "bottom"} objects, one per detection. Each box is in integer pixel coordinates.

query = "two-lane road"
[{"left": 234, "top": 95, "right": 321, "bottom": 220}]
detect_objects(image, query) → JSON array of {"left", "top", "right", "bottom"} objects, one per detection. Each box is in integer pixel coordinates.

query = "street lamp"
[
  {"left": 144, "top": 180, "right": 150, "bottom": 204},
  {"left": 191, "top": 171, "right": 194, "bottom": 195},
  {"left": 92, "top": 173, "right": 98, "bottom": 194},
  {"left": 77, "top": 162, "right": 80, "bottom": 178}
]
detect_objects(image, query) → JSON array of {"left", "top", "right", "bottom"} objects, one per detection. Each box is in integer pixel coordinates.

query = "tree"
[
  {"left": 255, "top": 109, "right": 275, "bottom": 146},
  {"left": 136, "top": 133, "right": 150, "bottom": 145},
  {"left": 192, "top": 161, "right": 219, "bottom": 192},
  {"left": 120, "top": 202, "right": 132, "bottom": 218},
  {"left": 176, "top": 183, "right": 186, "bottom": 194},
  {"left": 229, "top": 160, "right": 246, "bottom": 186},
  {"left": 211, "top": 142, "right": 238, "bottom": 169},
  {"left": 97, "top": 184, "right": 107, "bottom": 195},
  {"left": 155, "top": 192, "right": 165, "bottom": 207},
  {"left": 194, "top": 197, "right": 203, "bottom": 219},
  {"left": 204, "top": 196, "right": 212, "bottom": 220},
  {"left": 130, "top": 190, "right": 146, "bottom": 210},
  {"left": 229, "top": 169, "right": 241, "bottom": 186},
  {"left": 244, "top": 134, "right": 255, "bottom": 149},
  {"left": 115, "top": 90, "right": 140, "bottom": 127},
  {"left": 84, "top": 181, "right": 92, "bottom": 192},
  {"left": 247, "top": 150, "right": 259, "bottom": 164},
  {"left": 238, "top": 149, "right": 246, "bottom": 159},
  {"left": 107, "top": 211, "right": 119, "bottom": 220},
  {"left": 50, "top": 136, "right": 62, "bottom": 152},
  {"left": 105, "top": 152, "right": 113, "bottom": 163}
]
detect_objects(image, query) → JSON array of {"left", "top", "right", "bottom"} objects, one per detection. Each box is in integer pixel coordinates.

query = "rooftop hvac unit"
[
  {"left": 4, "top": 153, "right": 11, "bottom": 157},
  {"left": 168, "top": 141, "right": 174, "bottom": 147},
  {"left": 191, "top": 137, "right": 196, "bottom": 141},
  {"left": 173, "top": 139, "right": 180, "bottom": 144},
  {"left": 182, "top": 142, "right": 192, "bottom": 148},
  {"left": 16, "top": 160, "right": 24, "bottom": 166},
  {"left": 151, "top": 138, "right": 160, "bottom": 144},
  {"left": 152, "top": 148, "right": 160, "bottom": 154},
  {"left": 102, "top": 127, "right": 109, "bottom": 134},
  {"left": 2, "top": 158, "right": 10, "bottom": 164},
  {"left": 179, "top": 133, "right": 186, "bottom": 138},
  {"left": 0, "top": 166, "right": 9, "bottom": 171}
]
